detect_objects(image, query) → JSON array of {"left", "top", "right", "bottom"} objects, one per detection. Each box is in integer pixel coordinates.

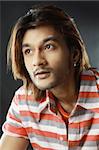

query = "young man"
[{"left": 0, "top": 4, "right": 99, "bottom": 150}]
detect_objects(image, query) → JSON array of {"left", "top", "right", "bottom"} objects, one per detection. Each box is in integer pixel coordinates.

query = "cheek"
[
  {"left": 24, "top": 58, "right": 31, "bottom": 71},
  {"left": 49, "top": 54, "right": 73, "bottom": 78},
  {"left": 47, "top": 53, "right": 69, "bottom": 69}
]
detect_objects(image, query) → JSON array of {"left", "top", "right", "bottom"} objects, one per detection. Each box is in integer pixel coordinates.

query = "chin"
[
  {"left": 35, "top": 81, "right": 57, "bottom": 91},
  {"left": 32, "top": 75, "right": 58, "bottom": 90},
  {"left": 35, "top": 85, "right": 53, "bottom": 91}
]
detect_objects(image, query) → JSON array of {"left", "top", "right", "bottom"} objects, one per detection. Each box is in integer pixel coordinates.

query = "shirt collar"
[
  {"left": 37, "top": 90, "right": 59, "bottom": 122},
  {"left": 37, "top": 69, "right": 99, "bottom": 121},
  {"left": 38, "top": 90, "right": 56, "bottom": 113}
]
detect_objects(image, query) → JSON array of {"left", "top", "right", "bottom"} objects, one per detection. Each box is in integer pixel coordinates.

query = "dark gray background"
[{"left": 0, "top": 1, "right": 99, "bottom": 149}]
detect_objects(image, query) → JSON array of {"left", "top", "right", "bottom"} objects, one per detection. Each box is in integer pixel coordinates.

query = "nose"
[{"left": 32, "top": 50, "right": 47, "bottom": 66}]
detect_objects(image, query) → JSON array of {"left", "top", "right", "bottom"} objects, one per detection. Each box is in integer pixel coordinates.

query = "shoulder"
[
  {"left": 12, "top": 85, "right": 33, "bottom": 105},
  {"left": 90, "top": 68, "right": 99, "bottom": 79},
  {"left": 15, "top": 85, "right": 26, "bottom": 95},
  {"left": 15, "top": 85, "right": 32, "bottom": 96},
  {"left": 79, "top": 68, "right": 99, "bottom": 112},
  {"left": 81, "top": 68, "right": 99, "bottom": 79},
  {"left": 91, "top": 68, "right": 99, "bottom": 90},
  {"left": 80, "top": 67, "right": 99, "bottom": 91},
  {"left": 89, "top": 68, "right": 99, "bottom": 87}
]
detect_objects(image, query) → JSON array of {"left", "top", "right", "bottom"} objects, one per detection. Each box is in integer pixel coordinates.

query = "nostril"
[{"left": 32, "top": 58, "right": 47, "bottom": 66}]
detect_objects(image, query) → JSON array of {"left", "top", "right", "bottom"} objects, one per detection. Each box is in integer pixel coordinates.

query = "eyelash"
[
  {"left": 24, "top": 49, "right": 32, "bottom": 55},
  {"left": 23, "top": 43, "right": 56, "bottom": 55},
  {"left": 44, "top": 44, "right": 55, "bottom": 50}
]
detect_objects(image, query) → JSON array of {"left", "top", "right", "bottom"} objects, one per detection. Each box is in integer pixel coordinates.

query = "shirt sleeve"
[
  {"left": 2, "top": 91, "right": 28, "bottom": 139},
  {"left": 96, "top": 69, "right": 99, "bottom": 91},
  {"left": 92, "top": 68, "right": 99, "bottom": 91}
]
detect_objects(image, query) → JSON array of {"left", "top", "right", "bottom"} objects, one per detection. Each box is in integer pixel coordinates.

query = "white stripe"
[
  {"left": 97, "top": 79, "right": 99, "bottom": 84},
  {"left": 31, "top": 138, "right": 67, "bottom": 150},
  {"left": 9, "top": 101, "right": 19, "bottom": 114},
  {"left": 23, "top": 121, "right": 66, "bottom": 135},
  {"left": 16, "top": 88, "right": 26, "bottom": 95},
  {"left": 16, "top": 88, "right": 32, "bottom": 95},
  {"left": 69, "top": 129, "right": 99, "bottom": 141},
  {"left": 88, "top": 128, "right": 99, "bottom": 135},
  {"left": 80, "top": 102, "right": 99, "bottom": 109},
  {"left": 6, "top": 118, "right": 22, "bottom": 127},
  {"left": 70, "top": 113, "right": 99, "bottom": 123},
  {"left": 82, "top": 70, "right": 93, "bottom": 75},
  {"left": 80, "top": 85, "right": 97, "bottom": 92},
  {"left": 19, "top": 100, "right": 48, "bottom": 113},
  {"left": 82, "top": 146, "right": 98, "bottom": 150},
  {"left": 19, "top": 105, "right": 39, "bottom": 112}
]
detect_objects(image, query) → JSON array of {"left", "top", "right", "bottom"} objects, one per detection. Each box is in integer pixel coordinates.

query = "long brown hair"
[{"left": 7, "top": 4, "right": 91, "bottom": 97}]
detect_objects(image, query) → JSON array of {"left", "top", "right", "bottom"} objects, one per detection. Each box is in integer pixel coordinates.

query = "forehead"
[{"left": 22, "top": 25, "right": 63, "bottom": 44}]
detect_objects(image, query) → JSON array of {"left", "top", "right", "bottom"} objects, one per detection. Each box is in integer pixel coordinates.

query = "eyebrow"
[
  {"left": 43, "top": 35, "right": 60, "bottom": 43},
  {"left": 22, "top": 35, "right": 61, "bottom": 49}
]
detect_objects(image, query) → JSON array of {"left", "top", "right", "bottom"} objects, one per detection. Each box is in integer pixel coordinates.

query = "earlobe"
[{"left": 73, "top": 63, "right": 77, "bottom": 67}]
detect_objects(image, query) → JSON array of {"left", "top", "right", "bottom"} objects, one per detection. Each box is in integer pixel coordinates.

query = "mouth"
[{"left": 34, "top": 70, "right": 50, "bottom": 79}]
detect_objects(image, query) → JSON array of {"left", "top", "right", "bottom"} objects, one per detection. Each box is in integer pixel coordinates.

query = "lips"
[{"left": 34, "top": 69, "right": 50, "bottom": 79}]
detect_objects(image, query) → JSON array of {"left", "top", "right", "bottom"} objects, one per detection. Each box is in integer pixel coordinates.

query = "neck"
[{"left": 50, "top": 71, "right": 80, "bottom": 113}]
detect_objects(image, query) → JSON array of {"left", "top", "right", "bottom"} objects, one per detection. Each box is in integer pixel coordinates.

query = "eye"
[
  {"left": 23, "top": 48, "right": 32, "bottom": 55},
  {"left": 44, "top": 44, "right": 55, "bottom": 51}
]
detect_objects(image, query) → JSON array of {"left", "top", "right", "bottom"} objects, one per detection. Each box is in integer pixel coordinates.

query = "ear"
[{"left": 72, "top": 49, "right": 81, "bottom": 65}]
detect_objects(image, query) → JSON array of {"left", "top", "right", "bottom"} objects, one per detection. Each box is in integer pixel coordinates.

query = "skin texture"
[
  {"left": 0, "top": 25, "right": 80, "bottom": 149},
  {"left": 22, "top": 26, "right": 72, "bottom": 91},
  {"left": 22, "top": 26, "right": 80, "bottom": 111},
  {"left": 23, "top": 26, "right": 74, "bottom": 88},
  {"left": 0, "top": 134, "right": 29, "bottom": 150}
]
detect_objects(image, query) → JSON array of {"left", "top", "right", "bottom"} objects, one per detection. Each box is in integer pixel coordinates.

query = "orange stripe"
[
  {"left": 18, "top": 95, "right": 38, "bottom": 101},
  {"left": 47, "top": 91, "right": 55, "bottom": 99},
  {"left": 57, "top": 103, "right": 69, "bottom": 118},
  {"left": 85, "top": 135, "right": 99, "bottom": 141},
  {"left": 32, "top": 143, "right": 53, "bottom": 150},
  {"left": 20, "top": 111, "right": 39, "bottom": 120},
  {"left": 4, "top": 124, "right": 27, "bottom": 136},
  {"left": 20, "top": 111, "right": 64, "bottom": 123},
  {"left": 95, "top": 72, "right": 99, "bottom": 76},
  {"left": 97, "top": 84, "right": 99, "bottom": 90},
  {"left": 40, "top": 113, "right": 63, "bottom": 123},
  {"left": 90, "top": 108, "right": 99, "bottom": 113},
  {"left": 81, "top": 75, "right": 95, "bottom": 81},
  {"left": 8, "top": 112, "right": 21, "bottom": 123},
  {"left": 69, "top": 135, "right": 99, "bottom": 147},
  {"left": 79, "top": 92, "right": 99, "bottom": 98}
]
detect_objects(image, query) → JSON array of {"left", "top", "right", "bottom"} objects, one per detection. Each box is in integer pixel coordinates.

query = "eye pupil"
[
  {"left": 45, "top": 44, "right": 53, "bottom": 50},
  {"left": 24, "top": 49, "right": 31, "bottom": 55},
  {"left": 47, "top": 45, "right": 51, "bottom": 49},
  {"left": 27, "top": 49, "right": 30, "bottom": 53}
]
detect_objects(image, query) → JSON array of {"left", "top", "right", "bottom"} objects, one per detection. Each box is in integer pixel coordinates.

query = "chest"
[{"left": 20, "top": 106, "right": 99, "bottom": 149}]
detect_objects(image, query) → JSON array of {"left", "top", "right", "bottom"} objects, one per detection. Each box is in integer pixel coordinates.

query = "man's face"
[{"left": 22, "top": 26, "right": 74, "bottom": 90}]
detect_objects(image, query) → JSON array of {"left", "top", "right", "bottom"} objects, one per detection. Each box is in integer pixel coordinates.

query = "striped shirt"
[{"left": 2, "top": 68, "right": 99, "bottom": 150}]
